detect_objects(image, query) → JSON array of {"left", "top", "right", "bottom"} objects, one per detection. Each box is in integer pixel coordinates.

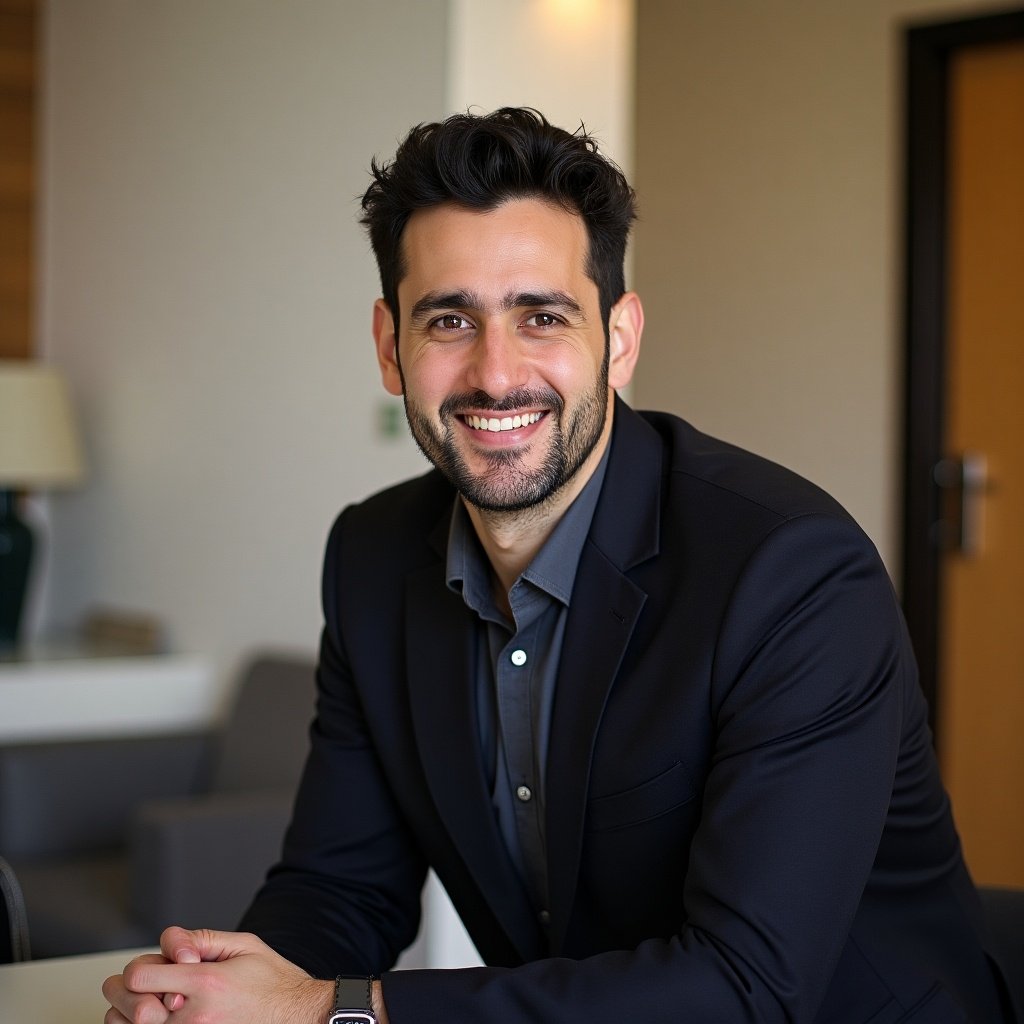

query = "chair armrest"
[
  {"left": 0, "top": 733, "right": 213, "bottom": 858},
  {"left": 130, "top": 787, "right": 295, "bottom": 933},
  {"left": 1, "top": 854, "right": 31, "bottom": 962}
]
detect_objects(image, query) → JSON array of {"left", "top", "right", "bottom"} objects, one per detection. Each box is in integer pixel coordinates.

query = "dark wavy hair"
[{"left": 360, "top": 107, "right": 637, "bottom": 334}]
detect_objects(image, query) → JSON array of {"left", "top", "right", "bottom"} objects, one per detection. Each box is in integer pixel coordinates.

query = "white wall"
[
  {"left": 447, "top": 0, "right": 634, "bottom": 172},
  {"left": 39, "top": 0, "right": 446, "bottom": 691},
  {"left": 38, "top": 0, "right": 636, "bottom": 689},
  {"left": 632, "top": 0, "right": 1022, "bottom": 575}
]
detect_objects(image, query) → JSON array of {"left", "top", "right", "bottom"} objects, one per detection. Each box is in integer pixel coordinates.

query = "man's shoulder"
[
  {"left": 634, "top": 407, "right": 851, "bottom": 525},
  {"left": 344, "top": 466, "right": 453, "bottom": 526},
  {"left": 326, "top": 466, "right": 453, "bottom": 569}
]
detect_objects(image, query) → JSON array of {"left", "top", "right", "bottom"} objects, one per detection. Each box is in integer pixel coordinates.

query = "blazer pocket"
[{"left": 587, "top": 761, "right": 696, "bottom": 833}]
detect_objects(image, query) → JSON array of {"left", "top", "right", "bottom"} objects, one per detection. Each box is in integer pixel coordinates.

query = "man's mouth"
[{"left": 462, "top": 411, "right": 545, "bottom": 433}]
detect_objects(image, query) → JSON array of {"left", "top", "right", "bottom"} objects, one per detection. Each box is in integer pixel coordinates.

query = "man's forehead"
[{"left": 396, "top": 198, "right": 592, "bottom": 299}]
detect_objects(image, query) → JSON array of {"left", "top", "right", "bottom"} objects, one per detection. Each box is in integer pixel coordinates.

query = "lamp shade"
[{"left": 0, "top": 361, "right": 86, "bottom": 488}]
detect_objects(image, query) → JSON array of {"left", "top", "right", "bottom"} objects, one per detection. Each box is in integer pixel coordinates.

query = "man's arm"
[
  {"left": 236, "top": 509, "right": 429, "bottom": 977},
  {"left": 234, "top": 629, "right": 428, "bottom": 977}
]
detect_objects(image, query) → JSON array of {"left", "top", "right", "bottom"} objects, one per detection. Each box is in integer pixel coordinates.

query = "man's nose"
[{"left": 466, "top": 323, "right": 528, "bottom": 399}]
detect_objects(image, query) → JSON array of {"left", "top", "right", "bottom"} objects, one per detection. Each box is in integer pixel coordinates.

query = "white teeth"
[{"left": 466, "top": 411, "right": 542, "bottom": 432}]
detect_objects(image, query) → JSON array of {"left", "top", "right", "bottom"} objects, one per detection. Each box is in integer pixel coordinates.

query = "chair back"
[
  {"left": 979, "top": 885, "right": 1024, "bottom": 1024},
  {"left": 211, "top": 653, "right": 315, "bottom": 793},
  {"left": 0, "top": 855, "right": 30, "bottom": 962}
]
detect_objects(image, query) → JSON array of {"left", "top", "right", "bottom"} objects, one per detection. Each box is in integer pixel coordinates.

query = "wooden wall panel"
[{"left": 0, "top": 0, "right": 36, "bottom": 359}]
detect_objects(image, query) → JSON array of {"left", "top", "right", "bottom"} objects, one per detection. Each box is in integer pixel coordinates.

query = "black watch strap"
[{"left": 328, "top": 975, "right": 377, "bottom": 1024}]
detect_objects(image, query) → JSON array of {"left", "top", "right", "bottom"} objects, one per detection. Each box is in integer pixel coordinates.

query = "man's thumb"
[
  {"left": 161, "top": 925, "right": 258, "bottom": 964},
  {"left": 160, "top": 925, "right": 202, "bottom": 964}
]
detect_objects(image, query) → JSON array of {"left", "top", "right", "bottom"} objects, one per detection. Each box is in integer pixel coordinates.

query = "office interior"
[{"left": 1, "top": 0, "right": 1021, "bottom": 967}]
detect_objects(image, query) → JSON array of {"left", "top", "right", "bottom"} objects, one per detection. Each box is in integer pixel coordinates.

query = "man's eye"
[
  {"left": 525, "top": 312, "right": 559, "bottom": 328},
  {"left": 436, "top": 314, "right": 469, "bottom": 331}
]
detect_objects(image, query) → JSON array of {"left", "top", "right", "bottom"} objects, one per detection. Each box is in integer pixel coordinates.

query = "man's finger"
[
  {"left": 163, "top": 992, "right": 185, "bottom": 1011},
  {"left": 101, "top": 956, "right": 167, "bottom": 999},
  {"left": 102, "top": 968, "right": 172, "bottom": 1024}
]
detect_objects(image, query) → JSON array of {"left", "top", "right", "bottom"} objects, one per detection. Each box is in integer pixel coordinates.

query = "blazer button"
[
  {"left": 510, "top": 649, "right": 527, "bottom": 666},
  {"left": 516, "top": 785, "right": 533, "bottom": 802}
]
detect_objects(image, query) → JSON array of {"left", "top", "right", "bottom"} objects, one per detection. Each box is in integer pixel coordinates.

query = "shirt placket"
[{"left": 495, "top": 607, "right": 549, "bottom": 913}]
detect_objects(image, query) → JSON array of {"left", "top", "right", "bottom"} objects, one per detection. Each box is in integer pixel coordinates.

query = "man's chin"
[
  {"left": 454, "top": 466, "right": 557, "bottom": 514},
  {"left": 407, "top": 412, "right": 572, "bottom": 512}
]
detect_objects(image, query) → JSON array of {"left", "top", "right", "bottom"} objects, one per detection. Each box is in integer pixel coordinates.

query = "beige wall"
[
  {"left": 632, "top": 0, "right": 1019, "bottom": 574},
  {"left": 38, "top": 0, "right": 448, "bottom": 678}
]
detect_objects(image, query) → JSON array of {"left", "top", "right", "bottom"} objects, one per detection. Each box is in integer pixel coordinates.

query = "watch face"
[{"left": 328, "top": 1014, "right": 375, "bottom": 1024}]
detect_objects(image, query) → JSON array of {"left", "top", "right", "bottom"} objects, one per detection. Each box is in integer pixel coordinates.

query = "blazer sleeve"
[
  {"left": 238, "top": 510, "right": 428, "bottom": 978},
  {"left": 380, "top": 513, "right": 911, "bottom": 1023}
]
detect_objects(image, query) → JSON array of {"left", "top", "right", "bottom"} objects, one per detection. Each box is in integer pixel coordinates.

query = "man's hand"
[{"left": 102, "top": 926, "right": 334, "bottom": 1024}]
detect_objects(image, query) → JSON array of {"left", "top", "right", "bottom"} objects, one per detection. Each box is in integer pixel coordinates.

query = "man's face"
[{"left": 373, "top": 198, "right": 637, "bottom": 514}]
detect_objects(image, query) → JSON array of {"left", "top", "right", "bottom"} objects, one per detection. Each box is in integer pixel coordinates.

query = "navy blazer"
[{"left": 241, "top": 400, "right": 1003, "bottom": 1023}]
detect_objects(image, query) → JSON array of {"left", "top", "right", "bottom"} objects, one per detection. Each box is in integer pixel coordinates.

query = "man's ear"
[
  {"left": 607, "top": 292, "right": 644, "bottom": 391},
  {"left": 372, "top": 299, "right": 404, "bottom": 397}
]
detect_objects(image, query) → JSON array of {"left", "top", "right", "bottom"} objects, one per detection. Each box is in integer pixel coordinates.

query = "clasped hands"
[{"left": 102, "top": 926, "right": 334, "bottom": 1024}]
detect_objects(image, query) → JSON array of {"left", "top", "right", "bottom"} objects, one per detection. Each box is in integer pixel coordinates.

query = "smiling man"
[
  {"left": 104, "top": 109, "right": 1007, "bottom": 1024},
  {"left": 375, "top": 196, "right": 640, "bottom": 606},
  {"left": 386, "top": 201, "right": 618, "bottom": 516}
]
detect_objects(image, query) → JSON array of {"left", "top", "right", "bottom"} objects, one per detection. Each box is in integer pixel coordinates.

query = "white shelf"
[{"left": 0, "top": 652, "right": 217, "bottom": 743}]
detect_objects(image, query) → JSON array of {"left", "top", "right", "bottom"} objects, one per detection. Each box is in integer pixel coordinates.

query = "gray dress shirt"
[{"left": 445, "top": 452, "right": 609, "bottom": 925}]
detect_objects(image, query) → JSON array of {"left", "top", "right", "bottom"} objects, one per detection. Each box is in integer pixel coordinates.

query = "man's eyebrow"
[
  {"left": 408, "top": 289, "right": 586, "bottom": 324},
  {"left": 505, "top": 291, "right": 585, "bottom": 318},
  {"left": 409, "top": 291, "right": 485, "bottom": 324}
]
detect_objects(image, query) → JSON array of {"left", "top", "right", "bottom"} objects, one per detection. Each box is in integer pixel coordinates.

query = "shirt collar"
[{"left": 446, "top": 445, "right": 611, "bottom": 611}]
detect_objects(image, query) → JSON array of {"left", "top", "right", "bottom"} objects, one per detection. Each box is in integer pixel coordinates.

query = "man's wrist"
[
  {"left": 371, "top": 979, "right": 389, "bottom": 1024},
  {"left": 302, "top": 978, "right": 336, "bottom": 1024}
]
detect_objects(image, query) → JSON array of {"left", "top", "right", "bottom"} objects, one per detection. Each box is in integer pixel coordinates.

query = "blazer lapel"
[
  {"left": 405, "top": 520, "right": 546, "bottom": 963},
  {"left": 545, "top": 401, "right": 664, "bottom": 952}
]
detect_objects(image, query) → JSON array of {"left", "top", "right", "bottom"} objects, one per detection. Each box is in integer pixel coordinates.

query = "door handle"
[{"left": 933, "top": 451, "right": 989, "bottom": 556}]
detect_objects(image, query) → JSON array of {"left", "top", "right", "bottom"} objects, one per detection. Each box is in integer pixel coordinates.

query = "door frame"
[{"left": 902, "top": 8, "right": 1024, "bottom": 733}]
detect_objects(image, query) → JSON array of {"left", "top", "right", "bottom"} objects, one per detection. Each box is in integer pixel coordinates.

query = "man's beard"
[{"left": 402, "top": 361, "right": 609, "bottom": 514}]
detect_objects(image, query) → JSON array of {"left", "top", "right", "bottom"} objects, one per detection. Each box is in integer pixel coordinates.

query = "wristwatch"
[{"left": 327, "top": 975, "right": 377, "bottom": 1024}]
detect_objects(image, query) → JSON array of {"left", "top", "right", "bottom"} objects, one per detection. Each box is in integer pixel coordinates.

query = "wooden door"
[{"left": 938, "top": 39, "right": 1024, "bottom": 887}]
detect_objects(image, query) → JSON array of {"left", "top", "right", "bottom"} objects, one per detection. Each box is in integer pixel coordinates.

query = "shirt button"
[
  {"left": 516, "top": 785, "right": 533, "bottom": 802},
  {"left": 510, "top": 649, "right": 527, "bottom": 666}
]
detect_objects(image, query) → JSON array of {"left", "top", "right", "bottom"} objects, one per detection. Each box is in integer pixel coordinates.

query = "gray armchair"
[{"left": 0, "top": 652, "right": 314, "bottom": 958}]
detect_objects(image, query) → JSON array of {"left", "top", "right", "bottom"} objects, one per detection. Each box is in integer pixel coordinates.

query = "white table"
[{"left": 0, "top": 948, "right": 153, "bottom": 1023}]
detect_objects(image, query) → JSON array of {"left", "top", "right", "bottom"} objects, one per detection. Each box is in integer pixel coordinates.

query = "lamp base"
[{"left": 0, "top": 490, "right": 34, "bottom": 649}]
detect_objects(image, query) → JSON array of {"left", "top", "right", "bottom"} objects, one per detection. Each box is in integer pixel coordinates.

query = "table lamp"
[{"left": 0, "top": 361, "right": 86, "bottom": 649}]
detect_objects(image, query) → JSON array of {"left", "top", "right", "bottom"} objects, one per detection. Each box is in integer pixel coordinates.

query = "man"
[{"left": 104, "top": 108, "right": 1006, "bottom": 1024}]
